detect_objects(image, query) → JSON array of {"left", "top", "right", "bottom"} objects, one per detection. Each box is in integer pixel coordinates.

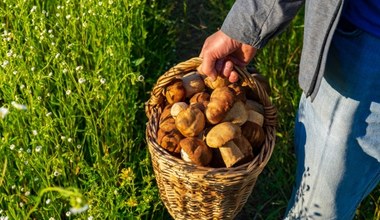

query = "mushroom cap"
[
  {"left": 159, "top": 117, "right": 176, "bottom": 132},
  {"left": 179, "top": 137, "right": 212, "bottom": 166},
  {"left": 228, "top": 83, "right": 246, "bottom": 102},
  {"left": 170, "top": 102, "right": 188, "bottom": 118},
  {"left": 222, "top": 100, "right": 248, "bottom": 126},
  {"left": 245, "top": 99, "right": 264, "bottom": 115},
  {"left": 182, "top": 71, "right": 205, "bottom": 98},
  {"left": 205, "top": 86, "right": 235, "bottom": 124},
  {"left": 175, "top": 105, "right": 206, "bottom": 137},
  {"left": 157, "top": 129, "right": 183, "bottom": 154},
  {"left": 165, "top": 79, "right": 186, "bottom": 104},
  {"left": 189, "top": 92, "right": 210, "bottom": 104},
  {"left": 206, "top": 122, "right": 241, "bottom": 148},
  {"left": 241, "top": 121, "right": 266, "bottom": 151},
  {"left": 204, "top": 75, "right": 230, "bottom": 89}
]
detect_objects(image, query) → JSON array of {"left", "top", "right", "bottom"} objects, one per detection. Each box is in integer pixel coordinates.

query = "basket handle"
[{"left": 145, "top": 57, "right": 276, "bottom": 127}]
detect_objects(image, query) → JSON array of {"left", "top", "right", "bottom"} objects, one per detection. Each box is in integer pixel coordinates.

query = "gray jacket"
[{"left": 221, "top": 0, "right": 344, "bottom": 100}]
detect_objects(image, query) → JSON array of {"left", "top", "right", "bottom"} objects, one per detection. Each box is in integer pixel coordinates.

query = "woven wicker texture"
[{"left": 145, "top": 57, "right": 277, "bottom": 220}]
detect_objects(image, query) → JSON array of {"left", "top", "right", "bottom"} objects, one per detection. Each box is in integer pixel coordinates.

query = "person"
[{"left": 197, "top": 0, "right": 380, "bottom": 219}]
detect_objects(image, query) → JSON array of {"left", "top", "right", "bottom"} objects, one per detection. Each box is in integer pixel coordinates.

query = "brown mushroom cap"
[
  {"left": 228, "top": 83, "right": 246, "bottom": 102},
  {"left": 206, "top": 122, "right": 241, "bottom": 148},
  {"left": 234, "top": 135, "right": 254, "bottom": 165},
  {"left": 165, "top": 79, "right": 186, "bottom": 104},
  {"left": 245, "top": 99, "right": 265, "bottom": 115},
  {"left": 179, "top": 137, "right": 212, "bottom": 166},
  {"left": 241, "top": 121, "right": 266, "bottom": 153},
  {"left": 204, "top": 75, "right": 230, "bottom": 89},
  {"left": 182, "top": 72, "right": 205, "bottom": 98},
  {"left": 170, "top": 102, "right": 188, "bottom": 119},
  {"left": 175, "top": 105, "right": 206, "bottom": 137},
  {"left": 205, "top": 122, "right": 244, "bottom": 167},
  {"left": 205, "top": 86, "right": 235, "bottom": 124},
  {"left": 222, "top": 100, "right": 248, "bottom": 126},
  {"left": 157, "top": 129, "right": 183, "bottom": 154}
]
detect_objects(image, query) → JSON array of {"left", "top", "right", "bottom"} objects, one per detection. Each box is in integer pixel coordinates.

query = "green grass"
[{"left": 0, "top": 0, "right": 378, "bottom": 220}]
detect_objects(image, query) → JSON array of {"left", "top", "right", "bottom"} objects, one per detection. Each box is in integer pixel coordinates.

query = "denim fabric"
[{"left": 284, "top": 24, "right": 380, "bottom": 219}]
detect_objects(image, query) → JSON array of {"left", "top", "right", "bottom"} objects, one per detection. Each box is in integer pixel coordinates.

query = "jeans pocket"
[{"left": 336, "top": 18, "right": 363, "bottom": 37}]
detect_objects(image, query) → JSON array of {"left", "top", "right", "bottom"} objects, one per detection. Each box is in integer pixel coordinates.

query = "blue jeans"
[{"left": 285, "top": 22, "right": 380, "bottom": 219}]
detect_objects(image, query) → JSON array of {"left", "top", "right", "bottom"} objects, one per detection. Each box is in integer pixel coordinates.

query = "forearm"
[{"left": 221, "top": 0, "right": 304, "bottom": 49}]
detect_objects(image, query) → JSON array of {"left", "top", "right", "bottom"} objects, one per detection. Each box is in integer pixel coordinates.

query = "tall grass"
[{"left": 0, "top": 0, "right": 177, "bottom": 219}]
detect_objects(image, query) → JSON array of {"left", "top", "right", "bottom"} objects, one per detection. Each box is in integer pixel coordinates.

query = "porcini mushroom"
[
  {"left": 241, "top": 121, "right": 265, "bottom": 154},
  {"left": 157, "top": 129, "right": 183, "bottom": 154},
  {"left": 182, "top": 71, "right": 205, "bottom": 98},
  {"left": 222, "top": 100, "right": 248, "bottom": 126},
  {"left": 165, "top": 79, "right": 186, "bottom": 104},
  {"left": 205, "top": 86, "right": 235, "bottom": 124},
  {"left": 206, "top": 122, "right": 244, "bottom": 168},
  {"left": 170, "top": 102, "right": 189, "bottom": 119},
  {"left": 189, "top": 91, "right": 210, "bottom": 112},
  {"left": 175, "top": 105, "right": 206, "bottom": 137},
  {"left": 179, "top": 137, "right": 212, "bottom": 166},
  {"left": 204, "top": 75, "right": 230, "bottom": 89}
]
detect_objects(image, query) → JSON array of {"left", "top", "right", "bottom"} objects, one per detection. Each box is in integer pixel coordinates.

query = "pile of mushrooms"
[{"left": 156, "top": 71, "right": 269, "bottom": 168}]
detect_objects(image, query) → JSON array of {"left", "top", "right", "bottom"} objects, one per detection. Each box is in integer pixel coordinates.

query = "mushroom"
[
  {"left": 189, "top": 91, "right": 210, "bottom": 112},
  {"left": 205, "top": 86, "right": 235, "bottom": 124},
  {"left": 234, "top": 135, "right": 254, "bottom": 165},
  {"left": 179, "top": 137, "right": 212, "bottom": 166},
  {"left": 242, "top": 73, "right": 271, "bottom": 101},
  {"left": 182, "top": 71, "right": 205, "bottom": 98},
  {"left": 206, "top": 122, "right": 244, "bottom": 168},
  {"left": 157, "top": 129, "right": 183, "bottom": 154},
  {"left": 165, "top": 79, "right": 186, "bottom": 104},
  {"left": 245, "top": 99, "right": 265, "bottom": 115},
  {"left": 241, "top": 121, "right": 265, "bottom": 154},
  {"left": 228, "top": 83, "right": 246, "bottom": 102},
  {"left": 175, "top": 105, "right": 206, "bottom": 137},
  {"left": 170, "top": 102, "right": 189, "bottom": 119},
  {"left": 204, "top": 75, "right": 230, "bottom": 89},
  {"left": 221, "top": 100, "right": 248, "bottom": 126}
]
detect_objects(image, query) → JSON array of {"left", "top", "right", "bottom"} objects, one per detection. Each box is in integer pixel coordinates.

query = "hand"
[{"left": 198, "top": 30, "right": 257, "bottom": 82}]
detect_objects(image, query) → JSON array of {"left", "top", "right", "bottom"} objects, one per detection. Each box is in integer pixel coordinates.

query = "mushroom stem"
[{"left": 219, "top": 141, "right": 244, "bottom": 168}]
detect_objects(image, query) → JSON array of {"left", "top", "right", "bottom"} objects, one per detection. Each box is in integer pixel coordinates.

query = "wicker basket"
[{"left": 145, "top": 57, "right": 277, "bottom": 220}]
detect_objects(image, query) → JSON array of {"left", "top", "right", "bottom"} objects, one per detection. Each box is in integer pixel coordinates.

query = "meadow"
[{"left": 0, "top": 0, "right": 378, "bottom": 219}]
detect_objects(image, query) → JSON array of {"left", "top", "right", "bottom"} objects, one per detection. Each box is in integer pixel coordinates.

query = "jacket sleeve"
[{"left": 221, "top": 0, "right": 304, "bottom": 49}]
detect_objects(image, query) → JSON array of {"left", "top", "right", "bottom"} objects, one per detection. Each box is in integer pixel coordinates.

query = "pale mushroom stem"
[{"left": 219, "top": 142, "right": 244, "bottom": 168}]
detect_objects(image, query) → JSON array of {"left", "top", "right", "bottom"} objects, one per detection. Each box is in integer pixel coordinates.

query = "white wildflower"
[
  {"left": 13, "top": 70, "right": 17, "bottom": 75},
  {"left": 19, "top": 202, "right": 24, "bottom": 207},
  {"left": 75, "top": 66, "right": 83, "bottom": 71},
  {"left": 100, "top": 78, "right": 106, "bottom": 84},
  {"left": 0, "top": 107, "right": 9, "bottom": 119},
  {"left": 63, "top": 69, "right": 68, "bottom": 74},
  {"left": 65, "top": 211, "right": 71, "bottom": 217},
  {"left": 25, "top": 191, "right": 30, "bottom": 196},
  {"left": 46, "top": 199, "right": 51, "bottom": 204},
  {"left": 53, "top": 170, "right": 60, "bottom": 176},
  {"left": 76, "top": 145, "right": 81, "bottom": 149},
  {"left": 27, "top": 148, "right": 31, "bottom": 153},
  {"left": 11, "top": 101, "right": 27, "bottom": 110},
  {"left": 35, "top": 146, "right": 42, "bottom": 152},
  {"left": 32, "top": 130, "right": 38, "bottom": 136},
  {"left": 55, "top": 53, "right": 60, "bottom": 59},
  {"left": 46, "top": 112, "right": 52, "bottom": 117},
  {"left": 6, "top": 50, "right": 13, "bottom": 57},
  {"left": 30, "top": 6, "right": 37, "bottom": 13},
  {"left": 66, "top": 15, "right": 71, "bottom": 20},
  {"left": 49, "top": 217, "right": 55, "bottom": 220},
  {"left": 69, "top": 204, "right": 89, "bottom": 214},
  {"left": 1, "top": 60, "right": 9, "bottom": 68},
  {"left": 31, "top": 67, "right": 35, "bottom": 71},
  {"left": 67, "top": 138, "right": 72, "bottom": 142},
  {"left": 9, "top": 144, "right": 15, "bottom": 150},
  {"left": 88, "top": 216, "right": 94, "bottom": 220},
  {"left": 78, "top": 78, "right": 86, "bottom": 84},
  {"left": 66, "top": 90, "right": 71, "bottom": 95}
]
